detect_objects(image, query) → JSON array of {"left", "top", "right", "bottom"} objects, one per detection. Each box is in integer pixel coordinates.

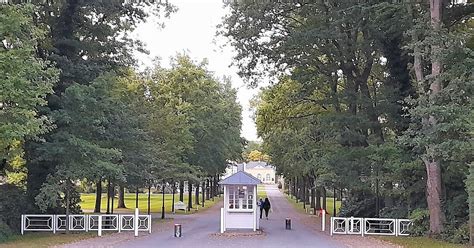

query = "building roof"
[
  {"left": 246, "top": 161, "right": 272, "bottom": 169},
  {"left": 219, "top": 171, "right": 261, "bottom": 185},
  {"left": 235, "top": 161, "right": 274, "bottom": 171}
]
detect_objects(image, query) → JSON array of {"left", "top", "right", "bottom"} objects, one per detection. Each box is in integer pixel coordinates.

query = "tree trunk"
[
  {"left": 195, "top": 183, "right": 200, "bottom": 205},
  {"left": 425, "top": 160, "right": 444, "bottom": 234},
  {"left": 117, "top": 185, "right": 126, "bottom": 208},
  {"left": 179, "top": 181, "right": 184, "bottom": 202},
  {"left": 376, "top": 165, "right": 380, "bottom": 217},
  {"left": 147, "top": 184, "right": 151, "bottom": 215},
  {"left": 309, "top": 178, "right": 316, "bottom": 208},
  {"left": 202, "top": 181, "right": 205, "bottom": 207},
  {"left": 172, "top": 182, "right": 175, "bottom": 213},
  {"left": 409, "top": 0, "right": 445, "bottom": 235},
  {"left": 299, "top": 177, "right": 304, "bottom": 201},
  {"left": 293, "top": 177, "right": 298, "bottom": 202},
  {"left": 94, "top": 180, "right": 102, "bottom": 213},
  {"left": 384, "top": 182, "right": 394, "bottom": 209},
  {"left": 65, "top": 180, "right": 71, "bottom": 234},
  {"left": 285, "top": 179, "right": 292, "bottom": 199},
  {"left": 135, "top": 187, "right": 139, "bottom": 209},
  {"left": 305, "top": 178, "right": 310, "bottom": 204},
  {"left": 161, "top": 183, "right": 165, "bottom": 219},
  {"left": 106, "top": 179, "right": 111, "bottom": 214},
  {"left": 301, "top": 177, "right": 307, "bottom": 209},
  {"left": 424, "top": 0, "right": 445, "bottom": 235},
  {"left": 206, "top": 179, "right": 210, "bottom": 200},
  {"left": 315, "top": 188, "right": 321, "bottom": 210},
  {"left": 322, "top": 186, "right": 327, "bottom": 211},
  {"left": 210, "top": 178, "right": 214, "bottom": 201},
  {"left": 188, "top": 183, "right": 193, "bottom": 210},
  {"left": 214, "top": 175, "right": 219, "bottom": 197},
  {"left": 110, "top": 182, "right": 115, "bottom": 214}
]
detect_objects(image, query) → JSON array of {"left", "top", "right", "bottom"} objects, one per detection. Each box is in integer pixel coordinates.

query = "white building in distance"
[{"left": 223, "top": 161, "right": 277, "bottom": 184}]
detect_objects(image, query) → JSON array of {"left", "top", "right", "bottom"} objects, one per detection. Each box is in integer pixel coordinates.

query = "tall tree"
[
  {"left": 25, "top": 0, "right": 174, "bottom": 209},
  {"left": 0, "top": 4, "right": 58, "bottom": 184}
]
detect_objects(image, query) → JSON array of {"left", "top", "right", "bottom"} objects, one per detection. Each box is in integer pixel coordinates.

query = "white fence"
[
  {"left": 21, "top": 212, "right": 151, "bottom": 237},
  {"left": 330, "top": 217, "right": 412, "bottom": 237}
]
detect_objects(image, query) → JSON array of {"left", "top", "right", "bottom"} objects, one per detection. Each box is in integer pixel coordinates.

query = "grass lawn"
[
  {"left": 80, "top": 193, "right": 221, "bottom": 214},
  {"left": 0, "top": 232, "right": 96, "bottom": 248},
  {"left": 2, "top": 194, "right": 221, "bottom": 247},
  {"left": 379, "top": 236, "right": 469, "bottom": 248},
  {"left": 285, "top": 194, "right": 342, "bottom": 215}
]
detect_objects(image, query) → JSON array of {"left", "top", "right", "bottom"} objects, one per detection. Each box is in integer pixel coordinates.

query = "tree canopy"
[{"left": 221, "top": 0, "right": 473, "bottom": 244}]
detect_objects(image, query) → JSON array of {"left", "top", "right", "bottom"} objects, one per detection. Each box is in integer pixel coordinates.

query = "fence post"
[
  {"left": 350, "top": 216, "right": 354, "bottom": 233},
  {"left": 118, "top": 214, "right": 121, "bottom": 233},
  {"left": 395, "top": 219, "right": 399, "bottom": 237},
  {"left": 21, "top": 215, "right": 24, "bottom": 235},
  {"left": 53, "top": 215, "right": 56, "bottom": 234},
  {"left": 220, "top": 208, "right": 224, "bottom": 233},
  {"left": 98, "top": 215, "right": 102, "bottom": 237},
  {"left": 149, "top": 215, "right": 152, "bottom": 234},
  {"left": 134, "top": 208, "right": 139, "bottom": 237},
  {"left": 330, "top": 217, "right": 333, "bottom": 236},
  {"left": 361, "top": 218, "right": 364, "bottom": 237},
  {"left": 322, "top": 209, "right": 326, "bottom": 232}
]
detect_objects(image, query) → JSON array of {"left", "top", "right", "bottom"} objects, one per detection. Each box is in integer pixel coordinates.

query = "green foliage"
[
  {"left": 0, "top": 184, "right": 27, "bottom": 236},
  {"left": 0, "top": 4, "right": 58, "bottom": 184},
  {"left": 222, "top": 0, "right": 473, "bottom": 243},
  {"left": 0, "top": 219, "right": 13, "bottom": 243},
  {"left": 409, "top": 208, "right": 430, "bottom": 236},
  {"left": 23, "top": 0, "right": 175, "bottom": 210},
  {"left": 441, "top": 223, "right": 470, "bottom": 244},
  {"left": 147, "top": 54, "right": 243, "bottom": 181}
]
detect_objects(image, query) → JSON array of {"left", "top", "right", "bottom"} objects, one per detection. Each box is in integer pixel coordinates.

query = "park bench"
[{"left": 174, "top": 201, "right": 187, "bottom": 213}]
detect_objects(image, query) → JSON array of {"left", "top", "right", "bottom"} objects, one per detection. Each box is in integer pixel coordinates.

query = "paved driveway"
[{"left": 113, "top": 184, "right": 346, "bottom": 248}]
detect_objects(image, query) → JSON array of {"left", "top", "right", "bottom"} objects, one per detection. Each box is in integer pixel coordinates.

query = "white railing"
[
  {"left": 21, "top": 211, "right": 152, "bottom": 237},
  {"left": 330, "top": 217, "right": 412, "bottom": 237}
]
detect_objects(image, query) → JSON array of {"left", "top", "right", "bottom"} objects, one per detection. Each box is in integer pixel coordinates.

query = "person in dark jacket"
[
  {"left": 263, "top": 197, "right": 271, "bottom": 219},
  {"left": 258, "top": 198, "right": 264, "bottom": 219}
]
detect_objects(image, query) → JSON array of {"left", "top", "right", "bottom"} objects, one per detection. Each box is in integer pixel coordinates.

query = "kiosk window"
[{"left": 228, "top": 186, "right": 252, "bottom": 209}]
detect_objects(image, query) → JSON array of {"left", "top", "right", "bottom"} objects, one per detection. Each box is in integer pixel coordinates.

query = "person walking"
[
  {"left": 263, "top": 197, "right": 271, "bottom": 220},
  {"left": 258, "top": 198, "right": 264, "bottom": 219}
]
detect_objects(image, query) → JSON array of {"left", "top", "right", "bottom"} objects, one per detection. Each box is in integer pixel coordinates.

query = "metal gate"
[
  {"left": 330, "top": 217, "right": 412, "bottom": 237},
  {"left": 21, "top": 212, "right": 151, "bottom": 237}
]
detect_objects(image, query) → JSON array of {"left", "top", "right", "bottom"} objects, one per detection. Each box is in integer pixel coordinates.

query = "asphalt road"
[{"left": 115, "top": 184, "right": 346, "bottom": 248}]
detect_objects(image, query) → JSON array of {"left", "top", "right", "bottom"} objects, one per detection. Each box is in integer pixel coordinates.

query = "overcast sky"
[{"left": 132, "top": 0, "right": 260, "bottom": 141}]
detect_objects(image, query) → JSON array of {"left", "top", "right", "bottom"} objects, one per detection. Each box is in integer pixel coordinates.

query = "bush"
[
  {"left": 0, "top": 219, "right": 14, "bottom": 243},
  {"left": 408, "top": 208, "right": 429, "bottom": 236},
  {"left": 0, "top": 184, "right": 26, "bottom": 241},
  {"left": 440, "top": 222, "right": 469, "bottom": 244},
  {"left": 338, "top": 191, "right": 376, "bottom": 217},
  {"left": 0, "top": 184, "right": 27, "bottom": 231}
]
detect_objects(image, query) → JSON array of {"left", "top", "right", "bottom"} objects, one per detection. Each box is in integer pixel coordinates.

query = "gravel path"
[{"left": 58, "top": 185, "right": 397, "bottom": 248}]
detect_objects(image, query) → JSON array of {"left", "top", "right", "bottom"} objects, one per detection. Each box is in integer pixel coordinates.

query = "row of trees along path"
[
  {"left": 221, "top": 0, "right": 473, "bottom": 245},
  {"left": 0, "top": 1, "right": 242, "bottom": 239}
]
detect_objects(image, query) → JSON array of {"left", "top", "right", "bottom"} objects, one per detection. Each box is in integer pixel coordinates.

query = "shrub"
[
  {"left": 0, "top": 184, "right": 26, "bottom": 241},
  {"left": 408, "top": 208, "right": 429, "bottom": 236},
  {"left": 440, "top": 222, "right": 469, "bottom": 244},
  {"left": 0, "top": 219, "right": 13, "bottom": 243}
]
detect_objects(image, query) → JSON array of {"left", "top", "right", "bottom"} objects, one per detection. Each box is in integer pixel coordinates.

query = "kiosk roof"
[{"left": 219, "top": 171, "right": 261, "bottom": 185}]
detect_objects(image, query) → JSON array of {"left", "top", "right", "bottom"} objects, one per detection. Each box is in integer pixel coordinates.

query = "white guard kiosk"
[{"left": 219, "top": 171, "right": 261, "bottom": 233}]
